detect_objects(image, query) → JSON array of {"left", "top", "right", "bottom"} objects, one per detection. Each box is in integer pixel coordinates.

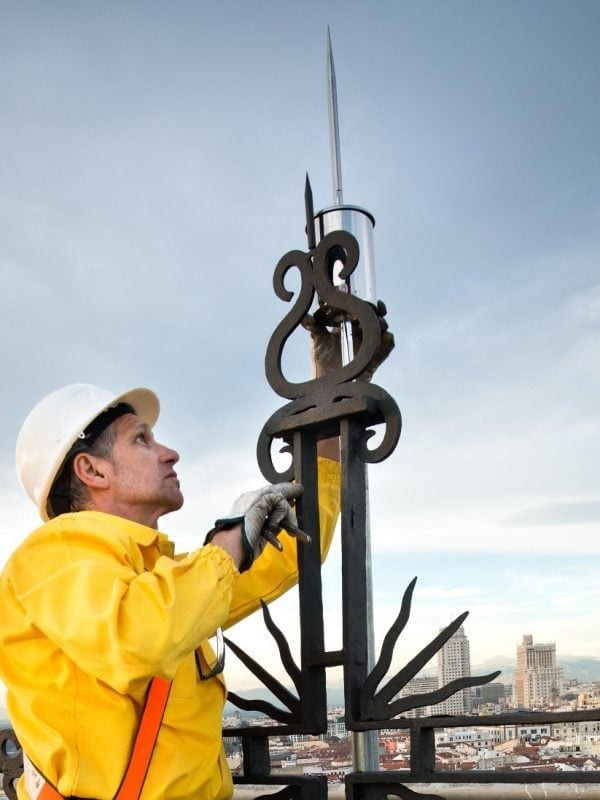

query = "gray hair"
[{"left": 67, "top": 422, "right": 119, "bottom": 512}]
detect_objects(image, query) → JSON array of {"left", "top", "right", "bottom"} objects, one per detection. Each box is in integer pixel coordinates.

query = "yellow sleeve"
[
  {"left": 4, "top": 515, "right": 238, "bottom": 692},
  {"left": 224, "top": 456, "right": 340, "bottom": 628}
]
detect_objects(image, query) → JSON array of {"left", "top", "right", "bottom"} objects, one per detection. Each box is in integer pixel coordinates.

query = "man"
[{"left": 0, "top": 382, "right": 341, "bottom": 800}]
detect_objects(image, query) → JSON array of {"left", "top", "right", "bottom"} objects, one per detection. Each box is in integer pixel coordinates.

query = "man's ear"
[{"left": 72, "top": 452, "right": 110, "bottom": 489}]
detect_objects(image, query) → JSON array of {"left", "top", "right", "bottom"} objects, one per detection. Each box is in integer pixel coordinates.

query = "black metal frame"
[{"left": 223, "top": 200, "right": 600, "bottom": 798}]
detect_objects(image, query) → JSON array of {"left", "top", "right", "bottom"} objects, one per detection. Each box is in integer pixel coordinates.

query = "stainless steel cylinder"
[{"left": 314, "top": 205, "right": 377, "bottom": 304}]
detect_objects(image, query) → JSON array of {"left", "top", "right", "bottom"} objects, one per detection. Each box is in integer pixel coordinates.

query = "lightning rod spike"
[{"left": 327, "top": 27, "right": 344, "bottom": 206}]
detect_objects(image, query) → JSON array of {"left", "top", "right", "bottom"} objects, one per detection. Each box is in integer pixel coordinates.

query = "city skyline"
[{"left": 0, "top": 631, "right": 598, "bottom": 713}]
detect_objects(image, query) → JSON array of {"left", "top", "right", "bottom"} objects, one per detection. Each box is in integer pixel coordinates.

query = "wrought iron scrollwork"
[
  {"left": 257, "top": 229, "right": 401, "bottom": 483},
  {"left": 345, "top": 780, "right": 444, "bottom": 800},
  {"left": 0, "top": 727, "right": 22, "bottom": 800},
  {"left": 253, "top": 787, "right": 296, "bottom": 800}
]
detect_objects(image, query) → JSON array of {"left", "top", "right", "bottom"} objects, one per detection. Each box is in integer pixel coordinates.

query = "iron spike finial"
[{"left": 304, "top": 173, "right": 316, "bottom": 250}]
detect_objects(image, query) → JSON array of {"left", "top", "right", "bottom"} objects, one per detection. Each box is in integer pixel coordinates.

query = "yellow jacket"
[{"left": 0, "top": 458, "right": 340, "bottom": 800}]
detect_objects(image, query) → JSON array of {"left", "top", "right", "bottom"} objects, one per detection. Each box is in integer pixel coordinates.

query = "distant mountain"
[
  {"left": 472, "top": 657, "right": 515, "bottom": 682},
  {"left": 560, "top": 657, "right": 600, "bottom": 681},
  {"left": 472, "top": 656, "right": 600, "bottom": 684},
  {"left": 224, "top": 656, "right": 600, "bottom": 715}
]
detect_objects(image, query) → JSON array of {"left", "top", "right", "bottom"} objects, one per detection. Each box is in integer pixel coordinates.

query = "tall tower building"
[
  {"left": 435, "top": 625, "right": 473, "bottom": 715},
  {"left": 514, "top": 634, "right": 564, "bottom": 709}
]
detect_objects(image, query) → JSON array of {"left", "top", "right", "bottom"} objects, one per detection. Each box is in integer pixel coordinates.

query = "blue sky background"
[{"left": 1, "top": 1, "right": 599, "bottom": 692}]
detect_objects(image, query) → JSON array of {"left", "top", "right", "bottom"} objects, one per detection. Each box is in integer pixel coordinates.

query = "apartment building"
[
  {"left": 434, "top": 625, "right": 473, "bottom": 715},
  {"left": 514, "top": 634, "right": 564, "bottom": 709}
]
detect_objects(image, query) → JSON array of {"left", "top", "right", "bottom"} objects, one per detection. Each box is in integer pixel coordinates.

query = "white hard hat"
[{"left": 16, "top": 383, "right": 160, "bottom": 521}]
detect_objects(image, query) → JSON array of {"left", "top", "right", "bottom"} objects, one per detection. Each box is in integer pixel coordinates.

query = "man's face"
[{"left": 101, "top": 413, "right": 183, "bottom": 527}]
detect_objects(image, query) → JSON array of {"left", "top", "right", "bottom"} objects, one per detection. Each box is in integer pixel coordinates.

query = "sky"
[{"left": 0, "top": 0, "right": 599, "bottom": 697}]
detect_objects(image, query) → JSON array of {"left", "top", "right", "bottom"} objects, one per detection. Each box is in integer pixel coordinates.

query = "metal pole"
[
  {"left": 327, "top": 29, "right": 379, "bottom": 773},
  {"left": 327, "top": 27, "right": 354, "bottom": 366}
]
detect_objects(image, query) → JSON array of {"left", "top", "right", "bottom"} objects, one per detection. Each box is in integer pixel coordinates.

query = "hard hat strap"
[{"left": 76, "top": 402, "right": 135, "bottom": 451}]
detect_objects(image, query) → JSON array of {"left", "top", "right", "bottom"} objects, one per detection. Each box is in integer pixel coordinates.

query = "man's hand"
[
  {"left": 302, "top": 308, "right": 343, "bottom": 377},
  {"left": 302, "top": 300, "right": 395, "bottom": 381},
  {"left": 205, "top": 483, "right": 305, "bottom": 572}
]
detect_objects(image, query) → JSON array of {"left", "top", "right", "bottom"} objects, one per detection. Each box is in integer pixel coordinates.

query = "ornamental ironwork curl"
[
  {"left": 0, "top": 727, "right": 22, "bottom": 800},
  {"left": 253, "top": 788, "right": 297, "bottom": 800},
  {"left": 257, "top": 228, "right": 401, "bottom": 482},
  {"left": 345, "top": 782, "right": 443, "bottom": 800}
]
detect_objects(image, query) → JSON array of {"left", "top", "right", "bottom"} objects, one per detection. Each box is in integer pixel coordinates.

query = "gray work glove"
[
  {"left": 302, "top": 300, "right": 395, "bottom": 381},
  {"left": 205, "top": 483, "right": 305, "bottom": 572}
]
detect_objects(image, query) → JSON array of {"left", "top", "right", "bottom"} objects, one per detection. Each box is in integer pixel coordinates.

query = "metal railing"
[{"left": 223, "top": 224, "right": 600, "bottom": 799}]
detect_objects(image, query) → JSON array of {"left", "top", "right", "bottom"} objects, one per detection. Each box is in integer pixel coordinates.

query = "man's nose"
[{"left": 159, "top": 444, "right": 179, "bottom": 464}]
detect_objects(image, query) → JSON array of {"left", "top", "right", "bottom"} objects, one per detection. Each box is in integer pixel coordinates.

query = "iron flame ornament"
[
  {"left": 257, "top": 223, "right": 402, "bottom": 482},
  {"left": 359, "top": 578, "right": 500, "bottom": 722},
  {"left": 223, "top": 179, "right": 506, "bottom": 800},
  {"left": 225, "top": 585, "right": 501, "bottom": 726}
]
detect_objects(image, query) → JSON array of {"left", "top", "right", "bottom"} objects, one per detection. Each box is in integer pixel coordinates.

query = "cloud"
[
  {"left": 0, "top": 465, "right": 42, "bottom": 567},
  {"left": 567, "top": 281, "right": 600, "bottom": 325},
  {"left": 415, "top": 584, "right": 479, "bottom": 600},
  {"left": 504, "top": 499, "right": 600, "bottom": 527},
  {"left": 1, "top": 0, "right": 599, "bottom": 680},
  {"left": 369, "top": 561, "right": 600, "bottom": 669}
]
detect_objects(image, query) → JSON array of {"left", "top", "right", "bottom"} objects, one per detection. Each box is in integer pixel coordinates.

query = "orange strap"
[
  {"left": 37, "top": 783, "right": 62, "bottom": 800},
  {"left": 115, "top": 676, "right": 172, "bottom": 800},
  {"left": 26, "top": 677, "right": 172, "bottom": 800}
]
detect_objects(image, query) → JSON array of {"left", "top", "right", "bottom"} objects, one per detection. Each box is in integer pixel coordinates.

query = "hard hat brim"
[{"left": 113, "top": 387, "right": 160, "bottom": 431}]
